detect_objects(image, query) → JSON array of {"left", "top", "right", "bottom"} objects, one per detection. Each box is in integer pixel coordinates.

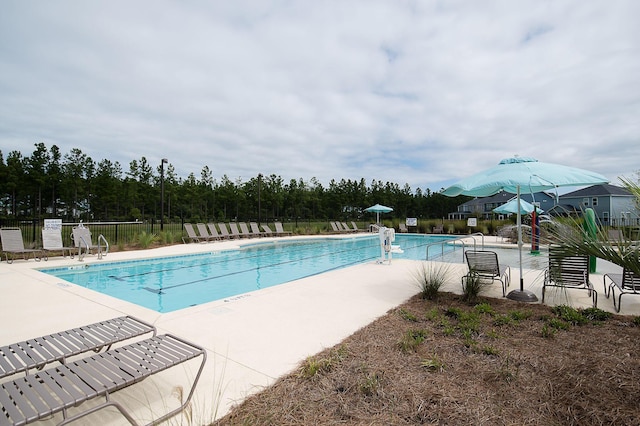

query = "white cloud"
[{"left": 1, "top": 0, "right": 638, "bottom": 191}]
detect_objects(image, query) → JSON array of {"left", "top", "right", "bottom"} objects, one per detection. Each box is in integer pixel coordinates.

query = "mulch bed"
[{"left": 212, "top": 292, "right": 640, "bottom": 425}]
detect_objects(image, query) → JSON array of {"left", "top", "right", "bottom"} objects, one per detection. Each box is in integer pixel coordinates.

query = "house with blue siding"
[
  {"left": 448, "top": 191, "right": 556, "bottom": 220},
  {"left": 553, "top": 184, "right": 639, "bottom": 226}
]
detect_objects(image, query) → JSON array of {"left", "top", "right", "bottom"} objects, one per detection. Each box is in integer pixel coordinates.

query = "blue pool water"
[{"left": 41, "top": 234, "right": 454, "bottom": 313}]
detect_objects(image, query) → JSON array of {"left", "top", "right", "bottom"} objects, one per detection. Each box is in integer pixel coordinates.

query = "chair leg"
[{"left": 615, "top": 293, "right": 622, "bottom": 313}]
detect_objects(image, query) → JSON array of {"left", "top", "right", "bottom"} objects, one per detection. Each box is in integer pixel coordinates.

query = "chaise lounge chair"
[
  {"left": 0, "top": 333, "right": 206, "bottom": 426},
  {"left": 217, "top": 223, "right": 232, "bottom": 239},
  {"left": 182, "top": 223, "right": 201, "bottom": 243},
  {"left": 229, "top": 222, "right": 243, "bottom": 238},
  {"left": 41, "top": 228, "right": 75, "bottom": 259},
  {"left": 462, "top": 250, "right": 511, "bottom": 297},
  {"left": 0, "top": 316, "right": 156, "bottom": 381},
  {"left": 542, "top": 245, "right": 596, "bottom": 307},
  {"left": 250, "top": 222, "right": 265, "bottom": 237},
  {"left": 261, "top": 224, "right": 274, "bottom": 236},
  {"left": 239, "top": 222, "right": 257, "bottom": 238},
  {"left": 208, "top": 223, "right": 224, "bottom": 240},
  {"left": 274, "top": 222, "right": 291, "bottom": 236},
  {"left": 196, "top": 222, "right": 216, "bottom": 242},
  {"left": 0, "top": 228, "right": 43, "bottom": 264},
  {"left": 603, "top": 267, "right": 640, "bottom": 312}
]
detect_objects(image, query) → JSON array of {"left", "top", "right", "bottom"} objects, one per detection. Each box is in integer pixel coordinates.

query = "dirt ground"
[{"left": 212, "top": 292, "right": 640, "bottom": 426}]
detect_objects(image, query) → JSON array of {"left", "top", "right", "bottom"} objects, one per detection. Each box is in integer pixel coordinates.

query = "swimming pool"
[{"left": 41, "top": 234, "right": 454, "bottom": 313}]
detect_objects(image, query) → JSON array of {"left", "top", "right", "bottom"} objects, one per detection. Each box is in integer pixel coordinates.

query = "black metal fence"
[{"left": 0, "top": 219, "right": 182, "bottom": 248}]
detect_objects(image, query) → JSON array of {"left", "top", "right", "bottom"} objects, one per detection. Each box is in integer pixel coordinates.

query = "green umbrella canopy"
[
  {"left": 493, "top": 198, "right": 543, "bottom": 215},
  {"left": 442, "top": 157, "right": 608, "bottom": 197},
  {"left": 365, "top": 204, "right": 393, "bottom": 223}
]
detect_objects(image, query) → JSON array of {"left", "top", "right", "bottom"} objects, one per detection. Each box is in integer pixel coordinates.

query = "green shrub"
[
  {"left": 462, "top": 270, "right": 484, "bottom": 304},
  {"left": 399, "top": 308, "right": 418, "bottom": 322},
  {"left": 413, "top": 262, "right": 450, "bottom": 300},
  {"left": 397, "top": 329, "right": 428, "bottom": 353},
  {"left": 136, "top": 231, "right": 158, "bottom": 249}
]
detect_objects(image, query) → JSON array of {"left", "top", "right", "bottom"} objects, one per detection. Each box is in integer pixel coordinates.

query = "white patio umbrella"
[
  {"left": 443, "top": 156, "right": 608, "bottom": 302},
  {"left": 365, "top": 203, "right": 393, "bottom": 224}
]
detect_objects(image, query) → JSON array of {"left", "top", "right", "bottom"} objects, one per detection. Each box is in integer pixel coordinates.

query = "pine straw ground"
[{"left": 212, "top": 292, "right": 640, "bottom": 426}]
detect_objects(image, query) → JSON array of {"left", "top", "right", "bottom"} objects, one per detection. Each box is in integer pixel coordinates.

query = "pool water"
[{"left": 41, "top": 234, "right": 454, "bottom": 313}]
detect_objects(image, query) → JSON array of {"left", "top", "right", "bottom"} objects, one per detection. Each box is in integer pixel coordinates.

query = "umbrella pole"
[{"left": 506, "top": 186, "right": 538, "bottom": 302}]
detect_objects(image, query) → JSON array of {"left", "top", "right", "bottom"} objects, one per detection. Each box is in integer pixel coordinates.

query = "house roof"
[{"left": 560, "top": 184, "right": 631, "bottom": 198}]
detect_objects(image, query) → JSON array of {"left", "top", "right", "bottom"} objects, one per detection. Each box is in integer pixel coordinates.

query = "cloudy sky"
[{"left": 1, "top": 1, "right": 638, "bottom": 191}]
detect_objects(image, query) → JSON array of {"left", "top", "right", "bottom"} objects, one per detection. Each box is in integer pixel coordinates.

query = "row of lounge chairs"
[
  {"left": 329, "top": 221, "right": 362, "bottom": 233},
  {"left": 0, "top": 226, "right": 108, "bottom": 263},
  {"left": 0, "top": 316, "right": 206, "bottom": 425},
  {"left": 183, "top": 222, "right": 292, "bottom": 243}
]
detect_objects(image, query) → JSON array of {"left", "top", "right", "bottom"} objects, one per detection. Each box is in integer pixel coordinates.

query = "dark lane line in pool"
[
  {"left": 142, "top": 240, "right": 381, "bottom": 293},
  {"left": 112, "top": 238, "right": 374, "bottom": 280}
]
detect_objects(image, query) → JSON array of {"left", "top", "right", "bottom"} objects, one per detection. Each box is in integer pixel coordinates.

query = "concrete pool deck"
[{"left": 1, "top": 233, "right": 638, "bottom": 425}]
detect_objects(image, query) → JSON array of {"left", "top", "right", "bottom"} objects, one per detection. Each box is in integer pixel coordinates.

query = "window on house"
[
  {"left": 582, "top": 198, "right": 589, "bottom": 206},
  {"left": 592, "top": 197, "right": 598, "bottom": 206}
]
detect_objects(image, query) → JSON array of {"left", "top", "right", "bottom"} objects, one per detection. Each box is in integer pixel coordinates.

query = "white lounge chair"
[
  {"left": 42, "top": 228, "right": 75, "bottom": 259},
  {"left": 0, "top": 228, "right": 43, "bottom": 263}
]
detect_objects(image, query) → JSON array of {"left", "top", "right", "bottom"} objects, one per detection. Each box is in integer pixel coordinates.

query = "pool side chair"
[
  {"left": 182, "top": 223, "right": 200, "bottom": 243},
  {"left": 217, "top": 222, "right": 232, "bottom": 239},
  {"left": 229, "top": 222, "right": 243, "bottom": 238},
  {"left": 261, "top": 224, "right": 274, "bottom": 236},
  {"left": 196, "top": 222, "right": 216, "bottom": 242},
  {"left": 463, "top": 250, "right": 511, "bottom": 297},
  {"left": 603, "top": 267, "right": 640, "bottom": 313},
  {"left": 0, "top": 333, "right": 206, "bottom": 426},
  {"left": 250, "top": 222, "right": 266, "bottom": 237},
  {"left": 329, "top": 221, "right": 341, "bottom": 233},
  {"left": 342, "top": 222, "right": 356, "bottom": 233},
  {"left": 0, "top": 316, "right": 156, "bottom": 381},
  {"left": 542, "top": 245, "right": 596, "bottom": 307},
  {"left": 274, "top": 222, "right": 292, "bottom": 236},
  {"left": 239, "top": 222, "right": 257, "bottom": 238},
  {"left": 208, "top": 223, "right": 224, "bottom": 240},
  {"left": 0, "top": 228, "right": 43, "bottom": 264},
  {"left": 351, "top": 221, "right": 361, "bottom": 232},
  {"left": 41, "top": 228, "right": 75, "bottom": 260}
]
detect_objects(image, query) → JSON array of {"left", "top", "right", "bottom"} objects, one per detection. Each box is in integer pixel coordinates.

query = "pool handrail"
[{"left": 425, "top": 232, "right": 485, "bottom": 261}]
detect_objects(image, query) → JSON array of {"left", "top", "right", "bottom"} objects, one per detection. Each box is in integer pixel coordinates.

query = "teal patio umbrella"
[
  {"left": 365, "top": 204, "right": 393, "bottom": 224},
  {"left": 493, "top": 198, "right": 543, "bottom": 215},
  {"left": 443, "top": 156, "right": 608, "bottom": 302}
]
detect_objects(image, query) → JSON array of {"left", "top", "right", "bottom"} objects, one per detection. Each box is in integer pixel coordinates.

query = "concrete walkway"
[{"left": 1, "top": 235, "right": 637, "bottom": 425}]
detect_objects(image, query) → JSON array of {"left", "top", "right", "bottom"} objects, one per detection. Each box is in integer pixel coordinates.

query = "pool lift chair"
[
  {"left": 377, "top": 226, "right": 403, "bottom": 265},
  {"left": 72, "top": 222, "right": 109, "bottom": 261}
]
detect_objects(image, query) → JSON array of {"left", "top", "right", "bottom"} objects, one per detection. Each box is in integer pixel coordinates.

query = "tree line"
[{"left": 0, "top": 143, "right": 469, "bottom": 223}]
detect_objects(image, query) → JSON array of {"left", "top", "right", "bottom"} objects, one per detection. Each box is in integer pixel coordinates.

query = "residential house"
[
  {"left": 553, "top": 184, "right": 638, "bottom": 226},
  {"left": 448, "top": 191, "right": 555, "bottom": 220}
]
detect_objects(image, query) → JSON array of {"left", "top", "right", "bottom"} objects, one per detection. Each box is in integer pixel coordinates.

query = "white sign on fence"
[
  {"left": 406, "top": 218, "right": 417, "bottom": 227},
  {"left": 44, "top": 219, "right": 63, "bottom": 230},
  {"left": 467, "top": 218, "right": 477, "bottom": 227}
]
